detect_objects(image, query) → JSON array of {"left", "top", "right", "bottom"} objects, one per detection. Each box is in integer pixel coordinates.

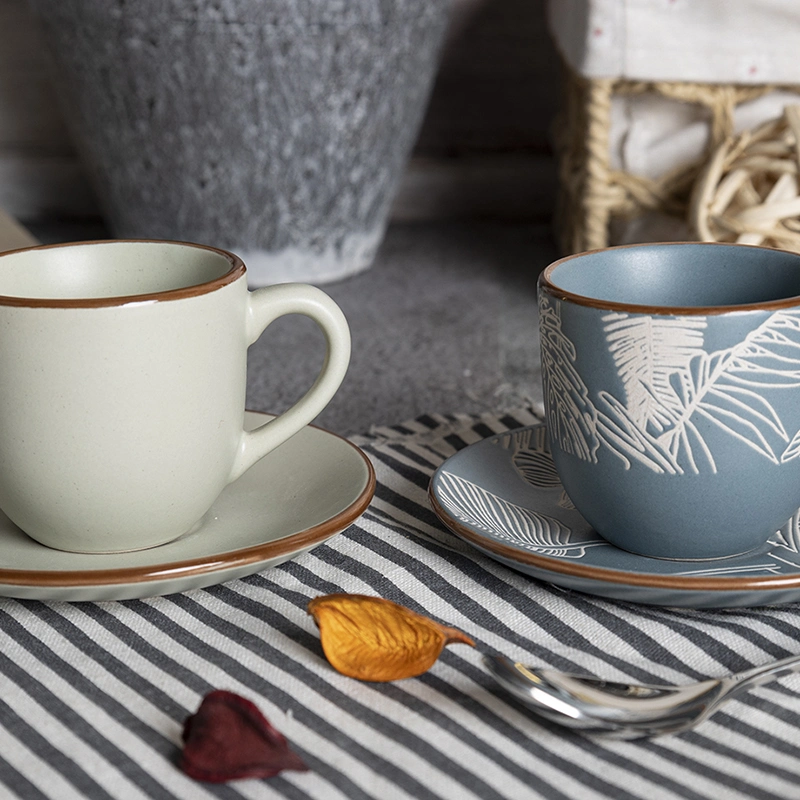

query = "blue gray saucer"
[{"left": 429, "top": 423, "right": 800, "bottom": 608}]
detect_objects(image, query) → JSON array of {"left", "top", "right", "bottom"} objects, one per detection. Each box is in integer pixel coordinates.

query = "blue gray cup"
[{"left": 538, "top": 242, "right": 800, "bottom": 560}]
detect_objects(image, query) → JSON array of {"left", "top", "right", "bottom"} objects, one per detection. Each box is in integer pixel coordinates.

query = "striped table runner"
[{"left": 2, "top": 407, "right": 800, "bottom": 799}]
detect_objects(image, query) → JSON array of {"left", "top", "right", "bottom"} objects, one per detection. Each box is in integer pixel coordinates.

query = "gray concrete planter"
[{"left": 28, "top": 0, "right": 450, "bottom": 283}]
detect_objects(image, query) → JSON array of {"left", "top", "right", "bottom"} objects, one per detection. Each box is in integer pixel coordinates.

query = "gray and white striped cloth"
[{"left": 3, "top": 407, "right": 800, "bottom": 800}]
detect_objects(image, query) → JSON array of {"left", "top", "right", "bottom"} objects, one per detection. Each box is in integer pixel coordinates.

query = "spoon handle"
[{"left": 727, "top": 652, "right": 800, "bottom": 695}]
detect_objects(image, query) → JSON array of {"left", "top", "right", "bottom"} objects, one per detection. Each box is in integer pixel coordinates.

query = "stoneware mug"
[
  {"left": 539, "top": 242, "right": 800, "bottom": 560},
  {"left": 0, "top": 240, "right": 351, "bottom": 553}
]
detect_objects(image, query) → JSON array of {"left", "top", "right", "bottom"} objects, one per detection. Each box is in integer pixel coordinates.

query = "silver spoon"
[{"left": 484, "top": 652, "right": 800, "bottom": 739}]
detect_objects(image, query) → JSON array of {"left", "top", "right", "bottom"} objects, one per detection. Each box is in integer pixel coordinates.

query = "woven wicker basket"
[
  {"left": 690, "top": 105, "right": 800, "bottom": 251},
  {"left": 554, "top": 62, "right": 798, "bottom": 254}
]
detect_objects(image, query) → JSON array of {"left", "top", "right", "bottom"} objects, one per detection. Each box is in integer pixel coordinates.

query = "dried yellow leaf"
[{"left": 307, "top": 593, "right": 475, "bottom": 682}]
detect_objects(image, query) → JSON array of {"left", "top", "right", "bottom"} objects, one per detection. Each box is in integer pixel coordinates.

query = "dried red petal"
[{"left": 181, "top": 690, "right": 308, "bottom": 783}]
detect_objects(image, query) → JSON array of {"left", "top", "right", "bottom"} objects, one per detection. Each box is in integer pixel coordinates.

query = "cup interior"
[
  {"left": 544, "top": 243, "right": 800, "bottom": 309},
  {"left": 0, "top": 241, "right": 238, "bottom": 302}
]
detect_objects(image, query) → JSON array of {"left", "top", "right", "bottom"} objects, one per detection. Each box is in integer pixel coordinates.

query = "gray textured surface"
[
  {"left": 28, "top": 219, "right": 551, "bottom": 437},
  {"left": 28, "top": 0, "right": 450, "bottom": 282}
]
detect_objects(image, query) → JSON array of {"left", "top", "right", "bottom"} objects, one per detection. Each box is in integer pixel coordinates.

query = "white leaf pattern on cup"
[
  {"left": 603, "top": 312, "right": 707, "bottom": 433},
  {"left": 538, "top": 298, "right": 600, "bottom": 462},
  {"left": 540, "top": 293, "right": 800, "bottom": 476},
  {"left": 782, "top": 428, "right": 800, "bottom": 463}
]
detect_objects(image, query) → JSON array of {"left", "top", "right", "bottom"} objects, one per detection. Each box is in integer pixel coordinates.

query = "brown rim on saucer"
[
  {"left": 0, "top": 416, "right": 375, "bottom": 588},
  {"left": 429, "top": 487, "right": 800, "bottom": 594},
  {"left": 0, "top": 239, "right": 246, "bottom": 308},
  {"left": 540, "top": 241, "right": 800, "bottom": 317}
]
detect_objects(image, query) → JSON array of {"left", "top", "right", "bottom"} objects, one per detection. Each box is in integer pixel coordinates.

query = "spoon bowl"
[{"left": 484, "top": 652, "right": 800, "bottom": 739}]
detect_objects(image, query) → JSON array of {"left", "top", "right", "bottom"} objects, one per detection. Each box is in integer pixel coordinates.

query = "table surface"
[
  {"left": 2, "top": 408, "right": 800, "bottom": 800},
  {"left": 3, "top": 222, "right": 800, "bottom": 799}
]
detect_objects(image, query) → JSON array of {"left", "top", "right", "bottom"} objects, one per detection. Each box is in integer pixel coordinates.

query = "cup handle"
[{"left": 227, "top": 283, "right": 351, "bottom": 483}]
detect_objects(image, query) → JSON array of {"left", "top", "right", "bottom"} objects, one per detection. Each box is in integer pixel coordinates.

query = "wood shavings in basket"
[{"left": 690, "top": 105, "right": 800, "bottom": 251}]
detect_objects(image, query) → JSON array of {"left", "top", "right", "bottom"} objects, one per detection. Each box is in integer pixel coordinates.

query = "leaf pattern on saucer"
[
  {"left": 672, "top": 562, "right": 785, "bottom": 578},
  {"left": 769, "top": 509, "right": 800, "bottom": 553},
  {"left": 436, "top": 471, "right": 601, "bottom": 558},
  {"left": 558, "top": 490, "right": 576, "bottom": 511},
  {"left": 498, "top": 427, "right": 563, "bottom": 489},
  {"left": 429, "top": 422, "right": 800, "bottom": 605}
]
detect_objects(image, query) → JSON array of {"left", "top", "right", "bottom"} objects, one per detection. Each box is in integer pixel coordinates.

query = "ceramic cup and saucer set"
[
  {"left": 431, "top": 241, "right": 800, "bottom": 608},
  {"left": 0, "top": 240, "right": 375, "bottom": 601}
]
